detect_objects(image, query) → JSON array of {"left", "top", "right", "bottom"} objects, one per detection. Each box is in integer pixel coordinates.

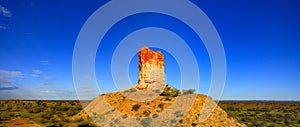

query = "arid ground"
[{"left": 0, "top": 96, "right": 299, "bottom": 126}]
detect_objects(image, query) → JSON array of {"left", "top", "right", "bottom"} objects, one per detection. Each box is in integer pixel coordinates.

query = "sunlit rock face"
[{"left": 136, "top": 47, "right": 165, "bottom": 90}]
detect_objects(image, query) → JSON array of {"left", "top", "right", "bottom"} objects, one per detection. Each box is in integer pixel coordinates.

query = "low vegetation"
[
  {"left": 132, "top": 104, "right": 141, "bottom": 111},
  {"left": 159, "top": 86, "right": 180, "bottom": 97},
  {"left": 159, "top": 86, "right": 195, "bottom": 97},
  {"left": 219, "top": 101, "right": 300, "bottom": 127},
  {"left": 0, "top": 100, "right": 95, "bottom": 127},
  {"left": 1, "top": 93, "right": 299, "bottom": 127}
]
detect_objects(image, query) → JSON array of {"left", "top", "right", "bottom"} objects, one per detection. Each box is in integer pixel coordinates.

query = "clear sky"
[{"left": 0, "top": 0, "right": 299, "bottom": 100}]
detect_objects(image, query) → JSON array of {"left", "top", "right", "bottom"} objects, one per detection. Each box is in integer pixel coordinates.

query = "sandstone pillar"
[{"left": 136, "top": 47, "right": 165, "bottom": 90}]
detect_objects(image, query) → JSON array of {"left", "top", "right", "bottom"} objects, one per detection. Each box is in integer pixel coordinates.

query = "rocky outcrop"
[
  {"left": 73, "top": 46, "right": 245, "bottom": 127},
  {"left": 136, "top": 47, "right": 165, "bottom": 90},
  {"left": 74, "top": 92, "right": 246, "bottom": 127}
]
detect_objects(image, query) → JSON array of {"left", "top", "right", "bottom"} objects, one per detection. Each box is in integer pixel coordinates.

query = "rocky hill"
[
  {"left": 72, "top": 47, "right": 245, "bottom": 127},
  {"left": 72, "top": 86, "right": 245, "bottom": 127}
]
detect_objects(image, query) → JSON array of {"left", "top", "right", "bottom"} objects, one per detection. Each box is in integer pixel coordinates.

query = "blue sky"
[{"left": 0, "top": 0, "right": 299, "bottom": 100}]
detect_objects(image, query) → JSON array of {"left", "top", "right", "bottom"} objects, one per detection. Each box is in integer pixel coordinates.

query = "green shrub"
[
  {"left": 114, "top": 118, "right": 120, "bottom": 123},
  {"left": 41, "top": 112, "right": 52, "bottom": 119},
  {"left": 129, "top": 88, "right": 137, "bottom": 92},
  {"left": 67, "top": 109, "right": 77, "bottom": 116},
  {"left": 0, "top": 113, "right": 10, "bottom": 120},
  {"left": 140, "top": 117, "right": 152, "bottom": 127},
  {"left": 159, "top": 86, "right": 179, "bottom": 97},
  {"left": 153, "top": 89, "right": 161, "bottom": 93},
  {"left": 21, "top": 112, "right": 30, "bottom": 118},
  {"left": 191, "top": 123, "right": 197, "bottom": 126},
  {"left": 179, "top": 119, "right": 183, "bottom": 123},
  {"left": 78, "top": 121, "right": 92, "bottom": 127},
  {"left": 160, "top": 91, "right": 170, "bottom": 96},
  {"left": 181, "top": 89, "right": 195, "bottom": 95},
  {"left": 152, "top": 114, "right": 158, "bottom": 118},
  {"left": 170, "top": 119, "right": 177, "bottom": 123},
  {"left": 69, "top": 101, "right": 76, "bottom": 105},
  {"left": 143, "top": 111, "right": 150, "bottom": 117},
  {"left": 31, "top": 106, "right": 42, "bottom": 113},
  {"left": 136, "top": 116, "right": 141, "bottom": 121},
  {"left": 122, "top": 114, "right": 128, "bottom": 119},
  {"left": 158, "top": 103, "right": 164, "bottom": 109},
  {"left": 174, "top": 110, "right": 184, "bottom": 118},
  {"left": 132, "top": 104, "right": 141, "bottom": 111},
  {"left": 165, "top": 97, "right": 172, "bottom": 101}
]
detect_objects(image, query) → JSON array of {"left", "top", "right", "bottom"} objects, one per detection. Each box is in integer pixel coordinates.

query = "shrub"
[
  {"left": 179, "top": 119, "right": 183, "bottom": 123},
  {"left": 159, "top": 86, "right": 179, "bottom": 97},
  {"left": 69, "top": 101, "right": 76, "bottom": 105},
  {"left": 181, "top": 89, "right": 195, "bottom": 95},
  {"left": 191, "top": 123, "right": 197, "bottom": 126},
  {"left": 30, "top": 106, "right": 42, "bottom": 113},
  {"left": 152, "top": 114, "right": 158, "bottom": 118},
  {"left": 165, "top": 97, "right": 172, "bottom": 101},
  {"left": 143, "top": 111, "right": 150, "bottom": 117},
  {"left": 132, "top": 104, "right": 141, "bottom": 111},
  {"left": 158, "top": 103, "right": 164, "bottom": 109},
  {"left": 114, "top": 118, "right": 120, "bottom": 123},
  {"left": 174, "top": 110, "right": 184, "bottom": 118},
  {"left": 160, "top": 91, "right": 170, "bottom": 96},
  {"left": 109, "top": 122, "right": 114, "bottom": 127},
  {"left": 78, "top": 121, "right": 91, "bottom": 127},
  {"left": 56, "top": 105, "right": 68, "bottom": 111},
  {"left": 41, "top": 112, "right": 52, "bottom": 119},
  {"left": 21, "top": 112, "right": 30, "bottom": 118},
  {"left": 153, "top": 89, "right": 161, "bottom": 93},
  {"left": 9, "top": 112, "right": 15, "bottom": 117},
  {"left": 122, "top": 114, "right": 128, "bottom": 119},
  {"left": 140, "top": 117, "right": 152, "bottom": 127},
  {"left": 136, "top": 116, "right": 141, "bottom": 121},
  {"left": 0, "top": 113, "right": 10, "bottom": 120},
  {"left": 170, "top": 119, "right": 177, "bottom": 124},
  {"left": 67, "top": 109, "right": 77, "bottom": 116},
  {"left": 129, "top": 88, "right": 137, "bottom": 92},
  {"left": 36, "top": 100, "right": 43, "bottom": 106}
]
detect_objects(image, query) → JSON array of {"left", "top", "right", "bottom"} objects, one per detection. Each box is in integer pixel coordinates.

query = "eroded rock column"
[{"left": 136, "top": 47, "right": 165, "bottom": 90}]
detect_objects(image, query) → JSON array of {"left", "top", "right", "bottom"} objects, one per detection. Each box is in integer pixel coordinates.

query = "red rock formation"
[{"left": 136, "top": 47, "right": 165, "bottom": 90}]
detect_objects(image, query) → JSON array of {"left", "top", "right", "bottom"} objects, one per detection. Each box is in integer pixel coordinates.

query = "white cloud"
[
  {"left": 40, "top": 90, "right": 49, "bottom": 93},
  {"left": 32, "top": 70, "right": 42, "bottom": 74},
  {"left": 30, "top": 70, "right": 52, "bottom": 80},
  {"left": 39, "top": 60, "right": 48, "bottom": 63},
  {"left": 30, "top": 70, "right": 43, "bottom": 77},
  {"left": 0, "top": 70, "right": 23, "bottom": 89},
  {"left": 0, "top": 24, "right": 13, "bottom": 32},
  {"left": 39, "top": 60, "right": 51, "bottom": 66},
  {"left": 43, "top": 82, "right": 54, "bottom": 85},
  {"left": 30, "top": 74, "right": 40, "bottom": 77},
  {"left": 0, "top": 25, "right": 6, "bottom": 30},
  {"left": 42, "top": 76, "right": 51, "bottom": 80},
  {"left": 0, "top": 5, "right": 12, "bottom": 18}
]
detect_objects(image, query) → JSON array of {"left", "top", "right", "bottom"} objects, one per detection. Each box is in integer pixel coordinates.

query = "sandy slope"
[{"left": 73, "top": 86, "right": 245, "bottom": 127}]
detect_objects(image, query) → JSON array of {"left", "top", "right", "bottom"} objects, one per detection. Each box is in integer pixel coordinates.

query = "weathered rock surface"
[
  {"left": 73, "top": 91, "right": 246, "bottom": 127},
  {"left": 137, "top": 47, "right": 165, "bottom": 90},
  {"left": 72, "top": 46, "right": 245, "bottom": 127}
]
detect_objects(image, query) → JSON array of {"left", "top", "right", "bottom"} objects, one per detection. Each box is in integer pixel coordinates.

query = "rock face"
[
  {"left": 73, "top": 46, "right": 245, "bottom": 127},
  {"left": 136, "top": 47, "right": 165, "bottom": 90}
]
